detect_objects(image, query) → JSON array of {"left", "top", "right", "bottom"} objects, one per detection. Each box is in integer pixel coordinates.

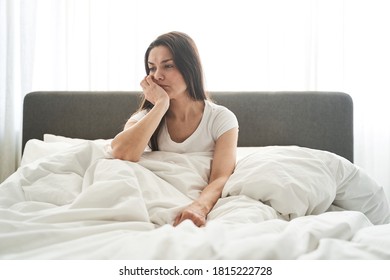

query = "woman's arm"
[
  {"left": 173, "top": 127, "right": 239, "bottom": 227},
  {"left": 111, "top": 76, "right": 169, "bottom": 161}
]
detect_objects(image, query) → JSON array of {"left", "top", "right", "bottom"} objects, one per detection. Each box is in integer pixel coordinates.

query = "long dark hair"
[{"left": 139, "top": 31, "right": 208, "bottom": 151}]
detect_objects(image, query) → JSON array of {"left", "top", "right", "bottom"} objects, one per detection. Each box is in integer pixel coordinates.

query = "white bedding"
[{"left": 1, "top": 137, "right": 390, "bottom": 259}]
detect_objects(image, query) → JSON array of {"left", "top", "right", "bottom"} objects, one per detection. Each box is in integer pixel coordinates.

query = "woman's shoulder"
[
  {"left": 205, "top": 100, "right": 236, "bottom": 117},
  {"left": 205, "top": 99, "right": 230, "bottom": 111},
  {"left": 204, "top": 100, "right": 238, "bottom": 139}
]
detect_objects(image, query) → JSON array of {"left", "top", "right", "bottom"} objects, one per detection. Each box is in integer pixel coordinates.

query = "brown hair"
[{"left": 139, "top": 31, "right": 208, "bottom": 150}]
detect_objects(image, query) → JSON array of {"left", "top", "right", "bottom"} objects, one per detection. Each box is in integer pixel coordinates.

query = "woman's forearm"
[
  {"left": 172, "top": 176, "right": 230, "bottom": 227},
  {"left": 111, "top": 100, "right": 169, "bottom": 161},
  {"left": 195, "top": 176, "right": 230, "bottom": 214}
]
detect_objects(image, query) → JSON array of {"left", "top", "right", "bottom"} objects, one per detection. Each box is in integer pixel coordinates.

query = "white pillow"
[
  {"left": 21, "top": 139, "right": 72, "bottom": 166},
  {"left": 43, "top": 134, "right": 87, "bottom": 144},
  {"left": 308, "top": 147, "right": 390, "bottom": 225},
  {"left": 22, "top": 135, "right": 114, "bottom": 166},
  {"left": 224, "top": 146, "right": 338, "bottom": 220},
  {"left": 331, "top": 167, "right": 390, "bottom": 225},
  {"left": 236, "top": 147, "right": 262, "bottom": 162},
  {"left": 44, "top": 134, "right": 111, "bottom": 145},
  {"left": 224, "top": 146, "right": 390, "bottom": 224}
]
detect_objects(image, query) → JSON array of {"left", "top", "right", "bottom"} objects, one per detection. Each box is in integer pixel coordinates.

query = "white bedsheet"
[{"left": 1, "top": 140, "right": 389, "bottom": 259}]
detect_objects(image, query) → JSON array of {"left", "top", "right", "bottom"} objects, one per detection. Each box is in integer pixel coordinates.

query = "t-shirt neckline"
[{"left": 164, "top": 100, "right": 209, "bottom": 145}]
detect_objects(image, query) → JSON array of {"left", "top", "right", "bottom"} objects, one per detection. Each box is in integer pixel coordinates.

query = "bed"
[{"left": 1, "top": 90, "right": 390, "bottom": 260}]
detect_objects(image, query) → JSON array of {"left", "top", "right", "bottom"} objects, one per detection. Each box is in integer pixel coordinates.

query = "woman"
[{"left": 111, "top": 31, "right": 239, "bottom": 227}]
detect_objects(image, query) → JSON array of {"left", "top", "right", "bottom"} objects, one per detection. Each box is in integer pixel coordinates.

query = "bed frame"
[{"left": 22, "top": 91, "right": 354, "bottom": 162}]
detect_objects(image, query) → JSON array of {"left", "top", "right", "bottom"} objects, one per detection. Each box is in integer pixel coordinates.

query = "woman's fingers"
[
  {"left": 140, "top": 75, "right": 154, "bottom": 88},
  {"left": 140, "top": 75, "right": 161, "bottom": 92},
  {"left": 140, "top": 76, "right": 148, "bottom": 89},
  {"left": 140, "top": 75, "right": 170, "bottom": 106},
  {"left": 145, "top": 75, "right": 155, "bottom": 85},
  {"left": 173, "top": 209, "right": 206, "bottom": 227},
  {"left": 173, "top": 213, "right": 182, "bottom": 227}
]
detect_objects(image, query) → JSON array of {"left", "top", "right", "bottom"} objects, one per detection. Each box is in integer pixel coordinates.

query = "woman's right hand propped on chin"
[{"left": 140, "top": 75, "right": 170, "bottom": 107}]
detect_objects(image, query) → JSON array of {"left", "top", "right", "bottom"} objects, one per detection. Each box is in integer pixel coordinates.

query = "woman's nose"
[{"left": 154, "top": 68, "right": 164, "bottom": 80}]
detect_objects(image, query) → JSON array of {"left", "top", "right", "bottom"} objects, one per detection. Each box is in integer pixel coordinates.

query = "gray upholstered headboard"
[{"left": 23, "top": 91, "right": 354, "bottom": 162}]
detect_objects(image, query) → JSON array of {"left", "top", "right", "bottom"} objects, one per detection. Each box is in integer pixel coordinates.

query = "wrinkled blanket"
[{"left": 0, "top": 141, "right": 389, "bottom": 259}]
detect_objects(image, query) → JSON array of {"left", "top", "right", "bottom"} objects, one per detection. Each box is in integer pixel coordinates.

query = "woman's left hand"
[{"left": 173, "top": 201, "right": 207, "bottom": 227}]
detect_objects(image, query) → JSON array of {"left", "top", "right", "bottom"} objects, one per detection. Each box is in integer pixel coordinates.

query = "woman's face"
[{"left": 147, "top": 46, "right": 188, "bottom": 99}]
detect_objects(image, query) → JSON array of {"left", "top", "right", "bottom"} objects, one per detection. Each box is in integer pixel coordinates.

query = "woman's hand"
[
  {"left": 140, "top": 75, "right": 169, "bottom": 107},
  {"left": 173, "top": 128, "right": 239, "bottom": 228},
  {"left": 173, "top": 201, "right": 207, "bottom": 227}
]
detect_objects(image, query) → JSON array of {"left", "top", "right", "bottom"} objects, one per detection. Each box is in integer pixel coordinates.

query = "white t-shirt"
[{"left": 129, "top": 100, "right": 238, "bottom": 153}]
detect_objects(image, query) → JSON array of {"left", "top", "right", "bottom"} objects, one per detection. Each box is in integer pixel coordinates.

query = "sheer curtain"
[
  {"left": 1, "top": 0, "right": 36, "bottom": 180},
  {"left": 1, "top": 0, "right": 389, "bottom": 199}
]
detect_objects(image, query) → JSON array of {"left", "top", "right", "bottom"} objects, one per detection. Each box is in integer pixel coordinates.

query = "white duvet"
[{"left": 0, "top": 137, "right": 389, "bottom": 259}]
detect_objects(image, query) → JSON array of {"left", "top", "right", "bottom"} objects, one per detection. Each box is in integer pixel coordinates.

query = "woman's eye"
[
  {"left": 165, "top": 64, "right": 174, "bottom": 69},
  {"left": 149, "top": 67, "right": 156, "bottom": 72}
]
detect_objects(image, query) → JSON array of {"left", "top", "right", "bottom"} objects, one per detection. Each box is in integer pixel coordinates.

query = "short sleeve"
[
  {"left": 128, "top": 109, "right": 148, "bottom": 123},
  {"left": 212, "top": 106, "right": 239, "bottom": 140}
]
